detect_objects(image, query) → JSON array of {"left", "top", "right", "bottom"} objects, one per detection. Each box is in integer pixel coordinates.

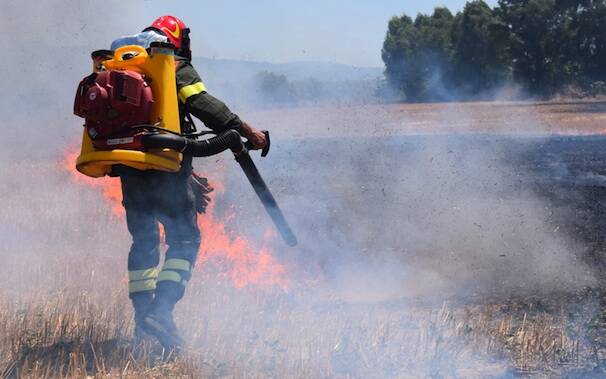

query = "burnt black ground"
[
  {"left": 209, "top": 133, "right": 606, "bottom": 374},
  {"left": 484, "top": 134, "right": 606, "bottom": 278},
  {"left": 223, "top": 133, "right": 606, "bottom": 276}
]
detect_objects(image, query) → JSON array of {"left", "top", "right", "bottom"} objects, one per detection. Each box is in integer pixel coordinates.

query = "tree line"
[
  {"left": 382, "top": 0, "right": 606, "bottom": 102},
  {"left": 253, "top": 71, "right": 378, "bottom": 107}
]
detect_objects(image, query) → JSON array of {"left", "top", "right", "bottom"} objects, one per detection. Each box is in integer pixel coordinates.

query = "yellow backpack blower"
[
  {"left": 73, "top": 42, "right": 297, "bottom": 246},
  {"left": 74, "top": 43, "right": 182, "bottom": 178}
]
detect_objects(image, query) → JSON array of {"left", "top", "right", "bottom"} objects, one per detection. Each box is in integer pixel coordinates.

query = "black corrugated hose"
[{"left": 141, "top": 129, "right": 244, "bottom": 157}]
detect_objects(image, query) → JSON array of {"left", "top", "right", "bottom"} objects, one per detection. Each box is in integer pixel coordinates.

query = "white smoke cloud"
[
  {"left": 1, "top": 0, "right": 146, "bottom": 157},
  {"left": 0, "top": 2, "right": 598, "bottom": 376},
  {"left": 234, "top": 106, "right": 596, "bottom": 302}
]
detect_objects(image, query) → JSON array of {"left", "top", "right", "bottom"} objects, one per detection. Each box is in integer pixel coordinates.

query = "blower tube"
[
  {"left": 140, "top": 129, "right": 298, "bottom": 246},
  {"left": 141, "top": 129, "right": 243, "bottom": 157}
]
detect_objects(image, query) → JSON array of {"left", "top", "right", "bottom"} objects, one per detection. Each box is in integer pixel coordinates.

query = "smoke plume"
[{"left": 0, "top": 2, "right": 598, "bottom": 377}]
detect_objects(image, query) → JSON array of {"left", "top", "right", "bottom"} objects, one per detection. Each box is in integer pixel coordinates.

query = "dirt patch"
[{"left": 243, "top": 100, "right": 606, "bottom": 139}]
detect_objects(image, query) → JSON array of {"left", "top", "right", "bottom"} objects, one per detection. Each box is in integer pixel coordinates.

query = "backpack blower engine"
[
  {"left": 74, "top": 68, "right": 155, "bottom": 151},
  {"left": 73, "top": 44, "right": 297, "bottom": 246}
]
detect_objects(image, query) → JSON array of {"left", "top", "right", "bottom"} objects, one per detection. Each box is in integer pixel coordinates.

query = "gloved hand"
[
  {"left": 191, "top": 173, "right": 214, "bottom": 214},
  {"left": 240, "top": 121, "right": 267, "bottom": 150}
]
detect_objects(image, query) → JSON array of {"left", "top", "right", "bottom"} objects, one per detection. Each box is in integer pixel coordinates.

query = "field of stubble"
[{"left": 2, "top": 100, "right": 606, "bottom": 378}]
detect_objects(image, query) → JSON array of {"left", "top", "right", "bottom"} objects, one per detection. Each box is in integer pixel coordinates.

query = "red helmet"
[{"left": 144, "top": 15, "right": 188, "bottom": 50}]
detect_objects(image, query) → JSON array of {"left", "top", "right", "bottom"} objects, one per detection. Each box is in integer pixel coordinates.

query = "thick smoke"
[
  {"left": 0, "top": 2, "right": 598, "bottom": 377},
  {"left": 228, "top": 111, "right": 595, "bottom": 302},
  {"left": 1, "top": 0, "right": 145, "bottom": 158},
  {"left": 189, "top": 103, "right": 597, "bottom": 376}
]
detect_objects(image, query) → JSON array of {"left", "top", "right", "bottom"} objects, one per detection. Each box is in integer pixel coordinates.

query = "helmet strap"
[{"left": 180, "top": 28, "right": 192, "bottom": 61}]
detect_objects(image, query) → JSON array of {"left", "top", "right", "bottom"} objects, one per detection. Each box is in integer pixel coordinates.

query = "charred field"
[{"left": 3, "top": 100, "right": 606, "bottom": 378}]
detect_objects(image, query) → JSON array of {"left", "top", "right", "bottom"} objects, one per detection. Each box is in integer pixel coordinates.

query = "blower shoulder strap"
[{"left": 181, "top": 103, "right": 198, "bottom": 136}]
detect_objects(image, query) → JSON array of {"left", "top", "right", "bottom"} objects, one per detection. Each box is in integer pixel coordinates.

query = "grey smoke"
[
  {"left": 0, "top": 1, "right": 597, "bottom": 376},
  {"left": 2, "top": 0, "right": 143, "bottom": 158},
  {"left": 220, "top": 131, "right": 595, "bottom": 302}
]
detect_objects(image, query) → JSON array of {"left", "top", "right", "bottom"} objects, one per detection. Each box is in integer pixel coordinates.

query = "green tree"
[
  {"left": 414, "top": 7, "right": 456, "bottom": 100},
  {"left": 451, "top": 1, "right": 511, "bottom": 96},
  {"left": 498, "top": 0, "right": 562, "bottom": 96},
  {"left": 382, "top": 8, "right": 454, "bottom": 101},
  {"left": 382, "top": 0, "right": 604, "bottom": 100},
  {"left": 576, "top": 1, "right": 606, "bottom": 83},
  {"left": 255, "top": 71, "right": 293, "bottom": 105},
  {"left": 382, "top": 14, "right": 420, "bottom": 101},
  {"left": 550, "top": 0, "right": 606, "bottom": 87}
]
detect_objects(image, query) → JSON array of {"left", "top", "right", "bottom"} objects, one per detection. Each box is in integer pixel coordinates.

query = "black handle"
[
  {"left": 261, "top": 131, "right": 270, "bottom": 157},
  {"left": 244, "top": 130, "right": 271, "bottom": 157}
]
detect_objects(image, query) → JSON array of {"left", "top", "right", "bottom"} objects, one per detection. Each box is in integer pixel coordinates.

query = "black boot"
[
  {"left": 131, "top": 292, "right": 154, "bottom": 342},
  {"left": 141, "top": 296, "right": 184, "bottom": 351}
]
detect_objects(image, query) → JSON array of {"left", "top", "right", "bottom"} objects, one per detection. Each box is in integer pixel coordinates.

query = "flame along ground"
[{"left": 62, "top": 148, "right": 289, "bottom": 290}]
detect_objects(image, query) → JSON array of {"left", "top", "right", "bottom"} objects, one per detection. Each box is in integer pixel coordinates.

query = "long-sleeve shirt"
[
  {"left": 113, "top": 59, "right": 238, "bottom": 178},
  {"left": 175, "top": 60, "right": 243, "bottom": 134}
]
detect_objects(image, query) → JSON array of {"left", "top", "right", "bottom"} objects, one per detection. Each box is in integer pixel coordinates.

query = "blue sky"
[{"left": 137, "top": 1, "right": 498, "bottom": 67}]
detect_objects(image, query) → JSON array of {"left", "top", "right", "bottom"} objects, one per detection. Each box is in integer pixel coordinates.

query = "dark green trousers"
[{"left": 116, "top": 156, "right": 200, "bottom": 305}]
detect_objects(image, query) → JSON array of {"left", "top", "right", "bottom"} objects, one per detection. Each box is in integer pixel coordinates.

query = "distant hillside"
[
  {"left": 192, "top": 57, "right": 383, "bottom": 84},
  {"left": 190, "top": 57, "right": 384, "bottom": 109}
]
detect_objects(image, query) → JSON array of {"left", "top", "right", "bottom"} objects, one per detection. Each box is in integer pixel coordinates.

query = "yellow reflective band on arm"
[
  {"left": 162, "top": 259, "right": 191, "bottom": 272},
  {"left": 178, "top": 82, "right": 207, "bottom": 103},
  {"left": 128, "top": 268, "right": 159, "bottom": 281},
  {"left": 128, "top": 279, "right": 156, "bottom": 293},
  {"left": 157, "top": 270, "right": 182, "bottom": 284}
]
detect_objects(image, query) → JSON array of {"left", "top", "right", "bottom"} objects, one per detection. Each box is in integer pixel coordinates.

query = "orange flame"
[
  {"left": 62, "top": 147, "right": 289, "bottom": 290},
  {"left": 62, "top": 150, "right": 124, "bottom": 217}
]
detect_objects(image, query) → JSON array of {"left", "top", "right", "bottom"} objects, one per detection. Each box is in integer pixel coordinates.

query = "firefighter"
[{"left": 113, "top": 15, "right": 267, "bottom": 350}]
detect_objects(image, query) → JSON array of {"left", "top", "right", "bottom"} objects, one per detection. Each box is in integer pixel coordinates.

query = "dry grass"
[
  {"left": 4, "top": 100, "right": 606, "bottom": 377},
  {"left": 0, "top": 265, "right": 603, "bottom": 378},
  {"left": 1, "top": 291, "right": 150, "bottom": 378},
  {"left": 0, "top": 170, "right": 603, "bottom": 378}
]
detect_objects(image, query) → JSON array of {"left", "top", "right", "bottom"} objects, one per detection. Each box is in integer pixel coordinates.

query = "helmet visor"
[{"left": 110, "top": 30, "right": 168, "bottom": 51}]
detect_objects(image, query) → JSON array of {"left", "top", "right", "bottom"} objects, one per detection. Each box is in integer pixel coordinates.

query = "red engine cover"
[{"left": 74, "top": 70, "right": 154, "bottom": 143}]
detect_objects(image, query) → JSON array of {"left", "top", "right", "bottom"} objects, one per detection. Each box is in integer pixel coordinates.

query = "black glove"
[{"left": 191, "top": 173, "right": 214, "bottom": 214}]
